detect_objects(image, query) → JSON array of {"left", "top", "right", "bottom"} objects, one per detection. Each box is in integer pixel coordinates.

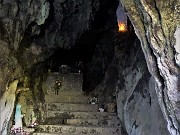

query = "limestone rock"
[
  {"left": 0, "top": 0, "right": 99, "bottom": 133},
  {"left": 120, "top": 0, "right": 180, "bottom": 134}
]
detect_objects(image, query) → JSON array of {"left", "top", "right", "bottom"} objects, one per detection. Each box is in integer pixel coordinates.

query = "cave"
[{"left": 0, "top": 0, "right": 179, "bottom": 135}]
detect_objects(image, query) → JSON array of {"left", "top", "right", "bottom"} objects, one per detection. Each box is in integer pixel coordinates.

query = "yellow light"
[{"left": 118, "top": 22, "right": 127, "bottom": 32}]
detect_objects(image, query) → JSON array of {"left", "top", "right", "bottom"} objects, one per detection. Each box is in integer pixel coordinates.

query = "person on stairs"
[{"left": 54, "top": 80, "right": 62, "bottom": 95}]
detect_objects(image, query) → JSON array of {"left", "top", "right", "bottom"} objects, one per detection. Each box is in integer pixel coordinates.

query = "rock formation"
[
  {"left": 0, "top": 0, "right": 179, "bottom": 135},
  {"left": 0, "top": 0, "right": 99, "bottom": 134},
  {"left": 119, "top": 0, "right": 180, "bottom": 134}
]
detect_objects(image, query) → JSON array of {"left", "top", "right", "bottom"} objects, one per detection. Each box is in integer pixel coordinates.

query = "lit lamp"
[
  {"left": 116, "top": 3, "right": 127, "bottom": 33},
  {"left": 118, "top": 22, "right": 127, "bottom": 32}
]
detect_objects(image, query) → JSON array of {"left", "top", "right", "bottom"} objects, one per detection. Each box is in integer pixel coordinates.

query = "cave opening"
[
  {"left": 45, "top": 0, "right": 121, "bottom": 93},
  {"left": 48, "top": 29, "right": 98, "bottom": 72}
]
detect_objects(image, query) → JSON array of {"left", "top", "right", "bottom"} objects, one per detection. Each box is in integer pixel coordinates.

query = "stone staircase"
[{"left": 33, "top": 74, "right": 122, "bottom": 135}]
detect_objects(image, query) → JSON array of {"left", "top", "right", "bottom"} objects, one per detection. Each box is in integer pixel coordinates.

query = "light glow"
[{"left": 118, "top": 22, "right": 127, "bottom": 32}]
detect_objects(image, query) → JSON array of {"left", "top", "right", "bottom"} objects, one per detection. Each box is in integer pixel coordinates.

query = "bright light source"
[
  {"left": 116, "top": 3, "right": 127, "bottom": 33},
  {"left": 118, "top": 22, "right": 127, "bottom": 32}
]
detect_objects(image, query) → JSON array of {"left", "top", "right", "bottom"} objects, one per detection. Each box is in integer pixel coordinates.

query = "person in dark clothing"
[{"left": 54, "top": 80, "right": 62, "bottom": 95}]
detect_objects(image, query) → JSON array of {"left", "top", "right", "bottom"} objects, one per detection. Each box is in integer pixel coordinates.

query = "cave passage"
[
  {"left": 48, "top": 29, "right": 98, "bottom": 72},
  {"left": 0, "top": 0, "right": 177, "bottom": 135}
]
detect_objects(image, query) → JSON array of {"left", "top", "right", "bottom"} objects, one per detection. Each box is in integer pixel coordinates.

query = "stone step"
[
  {"left": 33, "top": 133, "right": 80, "bottom": 135},
  {"left": 46, "top": 90, "right": 85, "bottom": 96},
  {"left": 42, "top": 118, "right": 64, "bottom": 125},
  {"left": 42, "top": 118, "right": 120, "bottom": 127},
  {"left": 33, "top": 132, "right": 121, "bottom": 135},
  {"left": 46, "top": 111, "right": 117, "bottom": 119},
  {"left": 45, "top": 103, "right": 98, "bottom": 112},
  {"left": 33, "top": 133, "right": 60, "bottom": 135},
  {"left": 45, "top": 95, "right": 89, "bottom": 103},
  {"left": 66, "top": 118, "right": 120, "bottom": 127},
  {"left": 37, "top": 125, "right": 122, "bottom": 135},
  {"left": 33, "top": 133, "right": 103, "bottom": 135}
]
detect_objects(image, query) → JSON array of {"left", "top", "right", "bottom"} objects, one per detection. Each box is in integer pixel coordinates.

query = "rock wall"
[
  {"left": 116, "top": 49, "right": 169, "bottom": 135},
  {"left": 0, "top": 80, "right": 18, "bottom": 135},
  {"left": 0, "top": 0, "right": 50, "bottom": 133},
  {"left": 0, "top": 0, "right": 50, "bottom": 97},
  {"left": 0, "top": 0, "right": 99, "bottom": 134},
  {"left": 92, "top": 30, "right": 169, "bottom": 134},
  {"left": 119, "top": 0, "right": 180, "bottom": 134}
]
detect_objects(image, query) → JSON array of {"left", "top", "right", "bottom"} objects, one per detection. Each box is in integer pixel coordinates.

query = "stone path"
[{"left": 33, "top": 80, "right": 122, "bottom": 135}]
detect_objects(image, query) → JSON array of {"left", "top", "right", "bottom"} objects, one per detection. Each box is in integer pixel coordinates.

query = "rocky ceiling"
[{"left": 0, "top": 0, "right": 179, "bottom": 135}]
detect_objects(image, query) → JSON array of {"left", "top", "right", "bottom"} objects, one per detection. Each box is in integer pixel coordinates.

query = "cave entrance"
[
  {"left": 46, "top": 29, "right": 101, "bottom": 93},
  {"left": 48, "top": 29, "right": 97, "bottom": 73},
  {"left": 46, "top": 0, "right": 121, "bottom": 93}
]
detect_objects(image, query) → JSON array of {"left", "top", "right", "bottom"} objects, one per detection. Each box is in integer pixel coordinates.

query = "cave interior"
[{"left": 0, "top": 0, "right": 179, "bottom": 135}]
